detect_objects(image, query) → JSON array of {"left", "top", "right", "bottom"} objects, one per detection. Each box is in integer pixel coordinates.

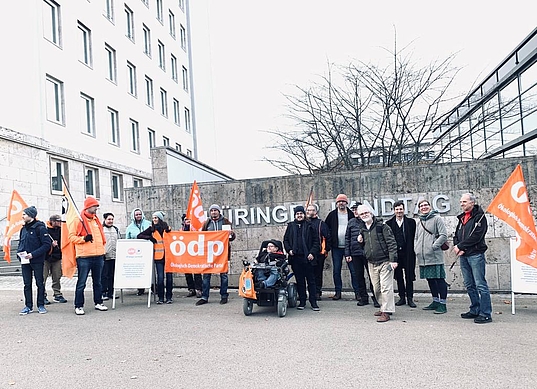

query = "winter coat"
[
  {"left": 18, "top": 220, "right": 51, "bottom": 264},
  {"left": 325, "top": 208, "right": 355, "bottom": 248},
  {"left": 125, "top": 208, "right": 151, "bottom": 239},
  {"left": 309, "top": 217, "right": 332, "bottom": 256},
  {"left": 360, "top": 217, "right": 397, "bottom": 264},
  {"left": 414, "top": 211, "right": 447, "bottom": 267},
  {"left": 283, "top": 220, "right": 320, "bottom": 265},
  {"left": 103, "top": 224, "right": 120, "bottom": 260},
  {"left": 344, "top": 217, "right": 366, "bottom": 257},
  {"left": 386, "top": 215, "right": 417, "bottom": 279},
  {"left": 454, "top": 205, "right": 488, "bottom": 256},
  {"left": 46, "top": 221, "right": 62, "bottom": 262}
]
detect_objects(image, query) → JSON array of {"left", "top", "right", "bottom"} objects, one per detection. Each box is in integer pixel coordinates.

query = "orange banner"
[
  {"left": 486, "top": 164, "right": 537, "bottom": 268},
  {"left": 163, "top": 230, "right": 229, "bottom": 273},
  {"left": 185, "top": 181, "right": 207, "bottom": 231},
  {"left": 3, "top": 190, "right": 28, "bottom": 263},
  {"left": 61, "top": 180, "right": 80, "bottom": 278}
]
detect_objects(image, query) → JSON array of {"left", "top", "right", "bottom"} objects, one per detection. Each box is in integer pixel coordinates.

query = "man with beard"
[{"left": 284, "top": 206, "right": 320, "bottom": 311}]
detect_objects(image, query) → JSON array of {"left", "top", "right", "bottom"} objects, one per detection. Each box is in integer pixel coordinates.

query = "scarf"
[{"left": 77, "top": 210, "right": 106, "bottom": 244}]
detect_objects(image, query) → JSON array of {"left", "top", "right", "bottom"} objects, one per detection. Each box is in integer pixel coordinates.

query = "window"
[
  {"left": 50, "top": 158, "right": 67, "bottom": 193},
  {"left": 145, "top": 76, "right": 153, "bottom": 107},
  {"left": 142, "top": 24, "right": 151, "bottom": 56},
  {"left": 127, "top": 61, "right": 137, "bottom": 96},
  {"left": 43, "top": 0, "right": 61, "bottom": 46},
  {"left": 130, "top": 119, "right": 140, "bottom": 152},
  {"left": 186, "top": 149, "right": 192, "bottom": 158},
  {"left": 173, "top": 98, "right": 180, "bottom": 125},
  {"left": 184, "top": 107, "right": 191, "bottom": 133},
  {"left": 111, "top": 173, "right": 124, "bottom": 201},
  {"left": 45, "top": 75, "right": 64, "bottom": 125},
  {"left": 125, "top": 5, "right": 134, "bottom": 41},
  {"left": 108, "top": 107, "right": 119, "bottom": 145},
  {"left": 133, "top": 178, "right": 143, "bottom": 188},
  {"left": 168, "top": 10, "right": 176, "bottom": 38},
  {"left": 160, "top": 88, "right": 168, "bottom": 117},
  {"left": 148, "top": 128, "right": 155, "bottom": 148},
  {"left": 182, "top": 66, "right": 189, "bottom": 91},
  {"left": 105, "top": 44, "right": 117, "bottom": 82},
  {"left": 80, "top": 93, "right": 95, "bottom": 136},
  {"left": 162, "top": 136, "right": 170, "bottom": 147},
  {"left": 158, "top": 41, "right": 165, "bottom": 70},
  {"left": 85, "top": 167, "right": 99, "bottom": 197},
  {"left": 103, "top": 0, "right": 114, "bottom": 21},
  {"left": 170, "top": 54, "right": 178, "bottom": 82},
  {"left": 180, "top": 24, "right": 186, "bottom": 50},
  {"left": 78, "top": 22, "right": 92, "bottom": 66},
  {"left": 156, "top": 0, "right": 163, "bottom": 22},
  {"left": 175, "top": 143, "right": 182, "bottom": 152}
]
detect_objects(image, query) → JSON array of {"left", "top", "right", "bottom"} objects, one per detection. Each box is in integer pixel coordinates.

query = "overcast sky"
[{"left": 189, "top": 1, "right": 536, "bottom": 180}]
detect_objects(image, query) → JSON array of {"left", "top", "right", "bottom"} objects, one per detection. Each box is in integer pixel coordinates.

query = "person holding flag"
[
  {"left": 68, "top": 197, "right": 109, "bottom": 315},
  {"left": 453, "top": 193, "right": 491, "bottom": 324},
  {"left": 3, "top": 190, "right": 28, "bottom": 263}
]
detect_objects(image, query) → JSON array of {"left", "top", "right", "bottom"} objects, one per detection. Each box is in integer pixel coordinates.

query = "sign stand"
[
  {"left": 509, "top": 238, "right": 537, "bottom": 314},
  {"left": 112, "top": 239, "right": 154, "bottom": 309}
]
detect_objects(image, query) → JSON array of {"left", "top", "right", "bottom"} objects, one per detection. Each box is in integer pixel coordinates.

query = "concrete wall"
[{"left": 125, "top": 156, "right": 537, "bottom": 292}]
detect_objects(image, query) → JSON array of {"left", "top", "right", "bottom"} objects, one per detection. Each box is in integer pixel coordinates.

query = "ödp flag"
[
  {"left": 487, "top": 164, "right": 537, "bottom": 268},
  {"left": 61, "top": 181, "right": 79, "bottom": 278},
  {"left": 163, "top": 230, "right": 229, "bottom": 273},
  {"left": 185, "top": 181, "right": 207, "bottom": 231},
  {"left": 2, "top": 190, "right": 28, "bottom": 263}
]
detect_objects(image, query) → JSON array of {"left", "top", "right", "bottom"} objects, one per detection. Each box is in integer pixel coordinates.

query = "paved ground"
[{"left": 1, "top": 276, "right": 536, "bottom": 389}]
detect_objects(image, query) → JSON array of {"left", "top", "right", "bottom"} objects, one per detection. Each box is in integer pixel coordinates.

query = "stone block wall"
[{"left": 125, "top": 156, "right": 537, "bottom": 293}]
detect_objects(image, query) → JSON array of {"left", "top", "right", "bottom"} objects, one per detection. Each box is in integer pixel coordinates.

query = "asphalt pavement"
[{"left": 1, "top": 276, "right": 536, "bottom": 389}]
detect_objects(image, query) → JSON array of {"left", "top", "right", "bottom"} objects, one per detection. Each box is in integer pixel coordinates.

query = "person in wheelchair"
[{"left": 253, "top": 240, "right": 286, "bottom": 289}]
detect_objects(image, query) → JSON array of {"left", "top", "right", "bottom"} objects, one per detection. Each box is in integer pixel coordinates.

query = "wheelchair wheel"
[
  {"left": 243, "top": 299, "right": 253, "bottom": 316},
  {"left": 287, "top": 282, "right": 297, "bottom": 308},
  {"left": 277, "top": 296, "right": 288, "bottom": 317}
]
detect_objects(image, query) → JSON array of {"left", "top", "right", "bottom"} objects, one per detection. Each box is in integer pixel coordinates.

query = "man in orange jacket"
[{"left": 68, "top": 197, "right": 108, "bottom": 316}]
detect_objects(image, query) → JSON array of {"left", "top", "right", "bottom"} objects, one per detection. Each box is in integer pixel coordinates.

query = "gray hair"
[
  {"left": 462, "top": 192, "right": 476, "bottom": 203},
  {"left": 356, "top": 204, "right": 374, "bottom": 215}
]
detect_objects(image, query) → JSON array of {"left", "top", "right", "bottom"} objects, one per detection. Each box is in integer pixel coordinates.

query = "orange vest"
[{"left": 153, "top": 230, "right": 165, "bottom": 260}]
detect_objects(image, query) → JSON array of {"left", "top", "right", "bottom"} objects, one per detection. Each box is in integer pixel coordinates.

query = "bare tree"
[{"left": 263, "top": 37, "right": 462, "bottom": 174}]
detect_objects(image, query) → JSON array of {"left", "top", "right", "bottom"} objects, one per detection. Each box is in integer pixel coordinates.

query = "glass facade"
[{"left": 431, "top": 28, "right": 537, "bottom": 163}]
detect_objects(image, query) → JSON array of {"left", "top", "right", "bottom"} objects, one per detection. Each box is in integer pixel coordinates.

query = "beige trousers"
[{"left": 368, "top": 261, "right": 395, "bottom": 313}]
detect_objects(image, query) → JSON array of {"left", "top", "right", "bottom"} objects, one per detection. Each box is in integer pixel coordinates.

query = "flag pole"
[{"left": 61, "top": 176, "right": 89, "bottom": 234}]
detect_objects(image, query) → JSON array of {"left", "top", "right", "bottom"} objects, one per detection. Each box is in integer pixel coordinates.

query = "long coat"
[{"left": 386, "top": 215, "right": 417, "bottom": 281}]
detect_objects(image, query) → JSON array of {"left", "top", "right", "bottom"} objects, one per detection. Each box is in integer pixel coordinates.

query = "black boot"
[
  {"left": 395, "top": 297, "right": 406, "bottom": 306},
  {"left": 407, "top": 298, "right": 417, "bottom": 308},
  {"left": 331, "top": 292, "right": 342, "bottom": 300},
  {"left": 372, "top": 295, "right": 380, "bottom": 308}
]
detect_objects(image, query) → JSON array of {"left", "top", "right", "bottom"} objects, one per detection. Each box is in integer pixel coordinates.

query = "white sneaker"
[
  {"left": 75, "top": 307, "right": 85, "bottom": 315},
  {"left": 95, "top": 303, "right": 108, "bottom": 311}
]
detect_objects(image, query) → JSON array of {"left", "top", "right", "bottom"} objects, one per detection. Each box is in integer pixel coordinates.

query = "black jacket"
[
  {"left": 18, "top": 220, "right": 51, "bottom": 264},
  {"left": 324, "top": 208, "right": 355, "bottom": 248},
  {"left": 283, "top": 220, "right": 320, "bottom": 265},
  {"left": 345, "top": 217, "right": 366, "bottom": 257},
  {"left": 454, "top": 205, "right": 488, "bottom": 256},
  {"left": 386, "top": 215, "right": 416, "bottom": 279},
  {"left": 308, "top": 217, "right": 332, "bottom": 256},
  {"left": 46, "top": 223, "right": 62, "bottom": 261}
]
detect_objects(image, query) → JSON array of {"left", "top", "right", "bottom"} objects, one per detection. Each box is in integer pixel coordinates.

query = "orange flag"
[
  {"left": 487, "top": 164, "right": 537, "bottom": 268},
  {"left": 61, "top": 179, "right": 81, "bottom": 278},
  {"left": 2, "top": 190, "right": 28, "bottom": 263},
  {"left": 185, "top": 181, "right": 207, "bottom": 231}
]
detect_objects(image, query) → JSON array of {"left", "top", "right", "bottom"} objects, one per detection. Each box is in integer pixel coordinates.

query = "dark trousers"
[
  {"left": 185, "top": 273, "right": 202, "bottom": 290},
  {"left": 394, "top": 254, "right": 414, "bottom": 300},
  {"left": 352, "top": 255, "right": 374, "bottom": 300},
  {"left": 313, "top": 255, "right": 326, "bottom": 296},
  {"left": 22, "top": 262, "right": 45, "bottom": 309},
  {"left": 154, "top": 260, "right": 173, "bottom": 301},
  {"left": 101, "top": 259, "right": 116, "bottom": 297},
  {"left": 75, "top": 255, "right": 104, "bottom": 308},
  {"left": 292, "top": 260, "right": 317, "bottom": 306},
  {"left": 428, "top": 278, "right": 448, "bottom": 300}
]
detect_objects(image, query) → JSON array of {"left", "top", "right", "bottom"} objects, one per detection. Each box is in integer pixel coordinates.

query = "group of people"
[
  {"left": 17, "top": 192, "right": 492, "bottom": 324},
  {"left": 280, "top": 192, "right": 492, "bottom": 324}
]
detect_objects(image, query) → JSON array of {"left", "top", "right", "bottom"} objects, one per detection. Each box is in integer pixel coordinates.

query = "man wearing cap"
[
  {"left": 196, "top": 204, "right": 236, "bottom": 305},
  {"left": 284, "top": 205, "right": 320, "bottom": 310},
  {"left": 68, "top": 197, "right": 108, "bottom": 315},
  {"left": 17, "top": 206, "right": 52, "bottom": 315},
  {"left": 324, "top": 194, "right": 362, "bottom": 301},
  {"left": 43, "top": 214, "right": 67, "bottom": 305},
  {"left": 306, "top": 203, "right": 331, "bottom": 300}
]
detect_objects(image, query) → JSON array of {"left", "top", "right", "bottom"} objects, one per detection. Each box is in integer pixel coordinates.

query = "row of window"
[
  {"left": 50, "top": 158, "right": 143, "bottom": 201},
  {"left": 45, "top": 74, "right": 192, "bottom": 153}
]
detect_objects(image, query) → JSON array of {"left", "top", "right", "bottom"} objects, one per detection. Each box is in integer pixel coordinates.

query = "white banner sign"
[
  {"left": 114, "top": 239, "right": 154, "bottom": 289},
  {"left": 510, "top": 238, "right": 537, "bottom": 294}
]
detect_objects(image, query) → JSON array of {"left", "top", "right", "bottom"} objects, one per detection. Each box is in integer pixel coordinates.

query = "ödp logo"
[{"left": 169, "top": 233, "right": 224, "bottom": 263}]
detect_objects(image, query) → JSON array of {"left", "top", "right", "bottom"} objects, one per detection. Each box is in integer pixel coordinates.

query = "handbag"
[{"left": 420, "top": 220, "right": 449, "bottom": 251}]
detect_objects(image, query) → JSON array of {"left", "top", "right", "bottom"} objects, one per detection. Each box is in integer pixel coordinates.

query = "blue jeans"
[
  {"left": 255, "top": 267, "right": 279, "bottom": 288},
  {"left": 201, "top": 273, "right": 228, "bottom": 300},
  {"left": 154, "top": 260, "right": 173, "bottom": 301},
  {"left": 460, "top": 253, "right": 492, "bottom": 317},
  {"left": 75, "top": 256, "right": 104, "bottom": 308},
  {"left": 332, "top": 248, "right": 360, "bottom": 293},
  {"left": 22, "top": 262, "right": 45, "bottom": 309}
]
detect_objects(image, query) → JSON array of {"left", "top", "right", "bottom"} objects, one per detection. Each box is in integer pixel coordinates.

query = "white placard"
[
  {"left": 510, "top": 238, "right": 537, "bottom": 294},
  {"left": 114, "top": 239, "right": 154, "bottom": 289}
]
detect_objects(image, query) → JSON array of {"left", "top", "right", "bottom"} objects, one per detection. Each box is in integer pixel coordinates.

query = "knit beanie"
[
  {"left": 294, "top": 205, "right": 306, "bottom": 215},
  {"left": 152, "top": 211, "right": 165, "bottom": 221},
  {"left": 23, "top": 206, "right": 38, "bottom": 219},
  {"left": 209, "top": 204, "right": 222, "bottom": 213},
  {"left": 84, "top": 197, "right": 99, "bottom": 209},
  {"left": 335, "top": 194, "right": 349, "bottom": 203}
]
